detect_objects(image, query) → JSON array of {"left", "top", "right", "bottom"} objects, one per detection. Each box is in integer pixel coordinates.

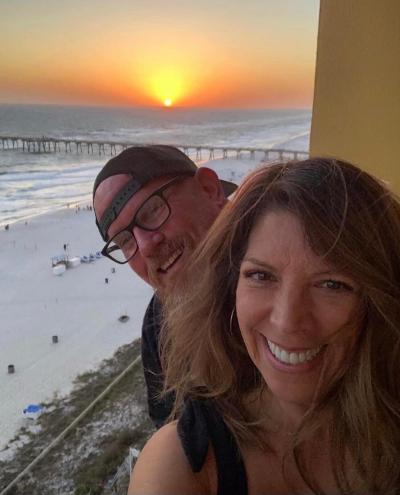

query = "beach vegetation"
[
  {"left": 0, "top": 339, "right": 154, "bottom": 494},
  {"left": 73, "top": 428, "right": 148, "bottom": 495}
]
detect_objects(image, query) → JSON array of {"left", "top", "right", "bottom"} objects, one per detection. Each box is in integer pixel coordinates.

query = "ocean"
[{"left": 0, "top": 105, "right": 311, "bottom": 227}]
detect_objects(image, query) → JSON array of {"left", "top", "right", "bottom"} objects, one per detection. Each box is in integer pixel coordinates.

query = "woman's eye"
[
  {"left": 244, "top": 271, "right": 274, "bottom": 282},
  {"left": 319, "top": 279, "right": 353, "bottom": 291}
]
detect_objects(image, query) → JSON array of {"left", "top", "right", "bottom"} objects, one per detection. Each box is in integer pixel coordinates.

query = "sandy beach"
[
  {"left": 0, "top": 204, "right": 152, "bottom": 452},
  {"left": 0, "top": 157, "right": 257, "bottom": 454}
]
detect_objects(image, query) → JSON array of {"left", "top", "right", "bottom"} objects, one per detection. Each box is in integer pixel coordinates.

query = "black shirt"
[{"left": 141, "top": 294, "right": 175, "bottom": 428}]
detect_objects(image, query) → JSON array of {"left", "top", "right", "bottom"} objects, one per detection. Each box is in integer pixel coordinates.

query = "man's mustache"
[{"left": 146, "top": 236, "right": 195, "bottom": 288}]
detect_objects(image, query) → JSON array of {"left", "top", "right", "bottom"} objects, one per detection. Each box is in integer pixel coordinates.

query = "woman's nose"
[{"left": 269, "top": 286, "right": 309, "bottom": 334}]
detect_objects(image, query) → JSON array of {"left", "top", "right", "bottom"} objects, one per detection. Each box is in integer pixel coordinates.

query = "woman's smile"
[{"left": 264, "top": 336, "right": 324, "bottom": 365}]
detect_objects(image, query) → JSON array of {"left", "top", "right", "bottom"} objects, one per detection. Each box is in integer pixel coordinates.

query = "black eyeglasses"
[{"left": 101, "top": 176, "right": 184, "bottom": 264}]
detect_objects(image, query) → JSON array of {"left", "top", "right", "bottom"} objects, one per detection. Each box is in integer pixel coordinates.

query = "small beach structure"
[
  {"left": 51, "top": 253, "right": 81, "bottom": 274},
  {"left": 67, "top": 256, "right": 81, "bottom": 268},
  {"left": 53, "top": 264, "right": 66, "bottom": 276},
  {"left": 23, "top": 404, "right": 43, "bottom": 420},
  {"left": 51, "top": 254, "right": 67, "bottom": 267}
]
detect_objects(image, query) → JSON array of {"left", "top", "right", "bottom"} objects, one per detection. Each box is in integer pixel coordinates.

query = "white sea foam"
[{"left": 0, "top": 105, "right": 310, "bottom": 226}]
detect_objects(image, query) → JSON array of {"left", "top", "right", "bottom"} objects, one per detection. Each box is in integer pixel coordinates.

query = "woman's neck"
[
  {"left": 269, "top": 397, "right": 311, "bottom": 432},
  {"left": 246, "top": 388, "right": 314, "bottom": 433}
]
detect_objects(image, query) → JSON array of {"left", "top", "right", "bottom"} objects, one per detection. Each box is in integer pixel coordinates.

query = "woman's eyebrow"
[
  {"left": 312, "top": 269, "right": 338, "bottom": 277},
  {"left": 241, "top": 257, "right": 274, "bottom": 270}
]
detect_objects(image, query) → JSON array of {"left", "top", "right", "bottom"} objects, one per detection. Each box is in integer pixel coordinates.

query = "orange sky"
[{"left": 0, "top": 1, "right": 319, "bottom": 108}]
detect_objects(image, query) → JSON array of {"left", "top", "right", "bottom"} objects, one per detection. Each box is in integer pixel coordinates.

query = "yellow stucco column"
[{"left": 310, "top": 0, "right": 400, "bottom": 191}]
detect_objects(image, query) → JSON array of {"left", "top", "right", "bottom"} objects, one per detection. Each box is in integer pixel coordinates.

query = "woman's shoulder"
[{"left": 128, "top": 421, "right": 215, "bottom": 495}]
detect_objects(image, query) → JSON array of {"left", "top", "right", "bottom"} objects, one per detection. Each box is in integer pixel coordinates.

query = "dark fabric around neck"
[{"left": 177, "top": 399, "right": 248, "bottom": 495}]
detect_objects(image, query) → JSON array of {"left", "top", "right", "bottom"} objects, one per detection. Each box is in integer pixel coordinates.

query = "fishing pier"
[{"left": 0, "top": 135, "right": 308, "bottom": 162}]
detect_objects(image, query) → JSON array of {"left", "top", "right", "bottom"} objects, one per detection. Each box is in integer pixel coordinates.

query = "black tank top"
[{"left": 177, "top": 399, "right": 248, "bottom": 495}]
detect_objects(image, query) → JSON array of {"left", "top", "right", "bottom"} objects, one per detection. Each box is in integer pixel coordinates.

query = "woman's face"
[{"left": 236, "top": 210, "right": 363, "bottom": 409}]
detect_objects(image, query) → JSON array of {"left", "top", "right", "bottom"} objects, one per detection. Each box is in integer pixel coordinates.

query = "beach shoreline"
[
  {"left": 0, "top": 203, "right": 152, "bottom": 451},
  {"left": 0, "top": 196, "right": 93, "bottom": 230}
]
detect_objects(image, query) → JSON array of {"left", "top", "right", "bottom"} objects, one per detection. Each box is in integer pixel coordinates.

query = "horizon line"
[{"left": 0, "top": 101, "right": 312, "bottom": 111}]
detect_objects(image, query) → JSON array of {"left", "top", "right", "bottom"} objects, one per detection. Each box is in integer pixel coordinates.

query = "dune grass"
[{"left": 0, "top": 339, "right": 154, "bottom": 495}]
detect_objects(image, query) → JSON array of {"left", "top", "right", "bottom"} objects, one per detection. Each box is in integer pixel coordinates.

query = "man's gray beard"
[{"left": 147, "top": 235, "right": 196, "bottom": 300}]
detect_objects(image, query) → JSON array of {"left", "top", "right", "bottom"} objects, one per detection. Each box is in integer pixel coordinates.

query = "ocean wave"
[{"left": 0, "top": 106, "right": 311, "bottom": 225}]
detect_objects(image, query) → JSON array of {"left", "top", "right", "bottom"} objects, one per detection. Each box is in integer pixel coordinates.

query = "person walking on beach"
[{"left": 93, "top": 145, "right": 237, "bottom": 428}]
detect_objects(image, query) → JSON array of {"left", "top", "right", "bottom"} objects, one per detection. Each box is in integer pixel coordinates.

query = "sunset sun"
[{"left": 146, "top": 68, "right": 185, "bottom": 107}]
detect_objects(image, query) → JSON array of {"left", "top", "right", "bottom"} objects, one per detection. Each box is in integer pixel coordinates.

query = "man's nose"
[
  {"left": 270, "top": 285, "right": 309, "bottom": 334},
  {"left": 133, "top": 226, "right": 165, "bottom": 257}
]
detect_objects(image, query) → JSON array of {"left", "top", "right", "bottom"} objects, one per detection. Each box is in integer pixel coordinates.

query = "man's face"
[{"left": 94, "top": 170, "right": 224, "bottom": 295}]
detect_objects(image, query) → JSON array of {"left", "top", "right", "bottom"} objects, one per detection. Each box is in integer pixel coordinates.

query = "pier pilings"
[{"left": 0, "top": 135, "right": 309, "bottom": 162}]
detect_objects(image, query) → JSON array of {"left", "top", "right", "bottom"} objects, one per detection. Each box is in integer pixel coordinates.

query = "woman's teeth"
[{"left": 267, "top": 339, "right": 322, "bottom": 365}]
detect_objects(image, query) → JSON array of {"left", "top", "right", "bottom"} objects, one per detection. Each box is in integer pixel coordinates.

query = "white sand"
[
  {"left": 0, "top": 157, "right": 259, "bottom": 452},
  {"left": 0, "top": 206, "right": 153, "bottom": 451}
]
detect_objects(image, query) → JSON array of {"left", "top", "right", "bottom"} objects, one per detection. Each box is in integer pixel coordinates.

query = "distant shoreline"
[{"left": 0, "top": 196, "right": 92, "bottom": 229}]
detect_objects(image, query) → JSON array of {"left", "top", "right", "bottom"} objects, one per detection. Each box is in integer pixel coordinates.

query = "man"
[{"left": 93, "top": 145, "right": 237, "bottom": 428}]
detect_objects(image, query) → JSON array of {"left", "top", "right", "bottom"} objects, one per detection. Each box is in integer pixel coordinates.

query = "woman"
[{"left": 129, "top": 158, "right": 400, "bottom": 494}]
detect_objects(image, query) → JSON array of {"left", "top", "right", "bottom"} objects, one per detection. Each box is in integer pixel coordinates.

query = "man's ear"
[{"left": 194, "top": 167, "right": 226, "bottom": 207}]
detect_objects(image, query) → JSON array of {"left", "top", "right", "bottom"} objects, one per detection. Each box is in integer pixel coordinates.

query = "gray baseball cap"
[{"left": 93, "top": 144, "right": 237, "bottom": 241}]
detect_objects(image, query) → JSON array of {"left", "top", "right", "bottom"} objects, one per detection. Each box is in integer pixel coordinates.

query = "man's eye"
[
  {"left": 148, "top": 204, "right": 163, "bottom": 215},
  {"left": 114, "top": 232, "right": 133, "bottom": 249},
  {"left": 138, "top": 201, "right": 166, "bottom": 223},
  {"left": 120, "top": 238, "right": 131, "bottom": 248}
]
